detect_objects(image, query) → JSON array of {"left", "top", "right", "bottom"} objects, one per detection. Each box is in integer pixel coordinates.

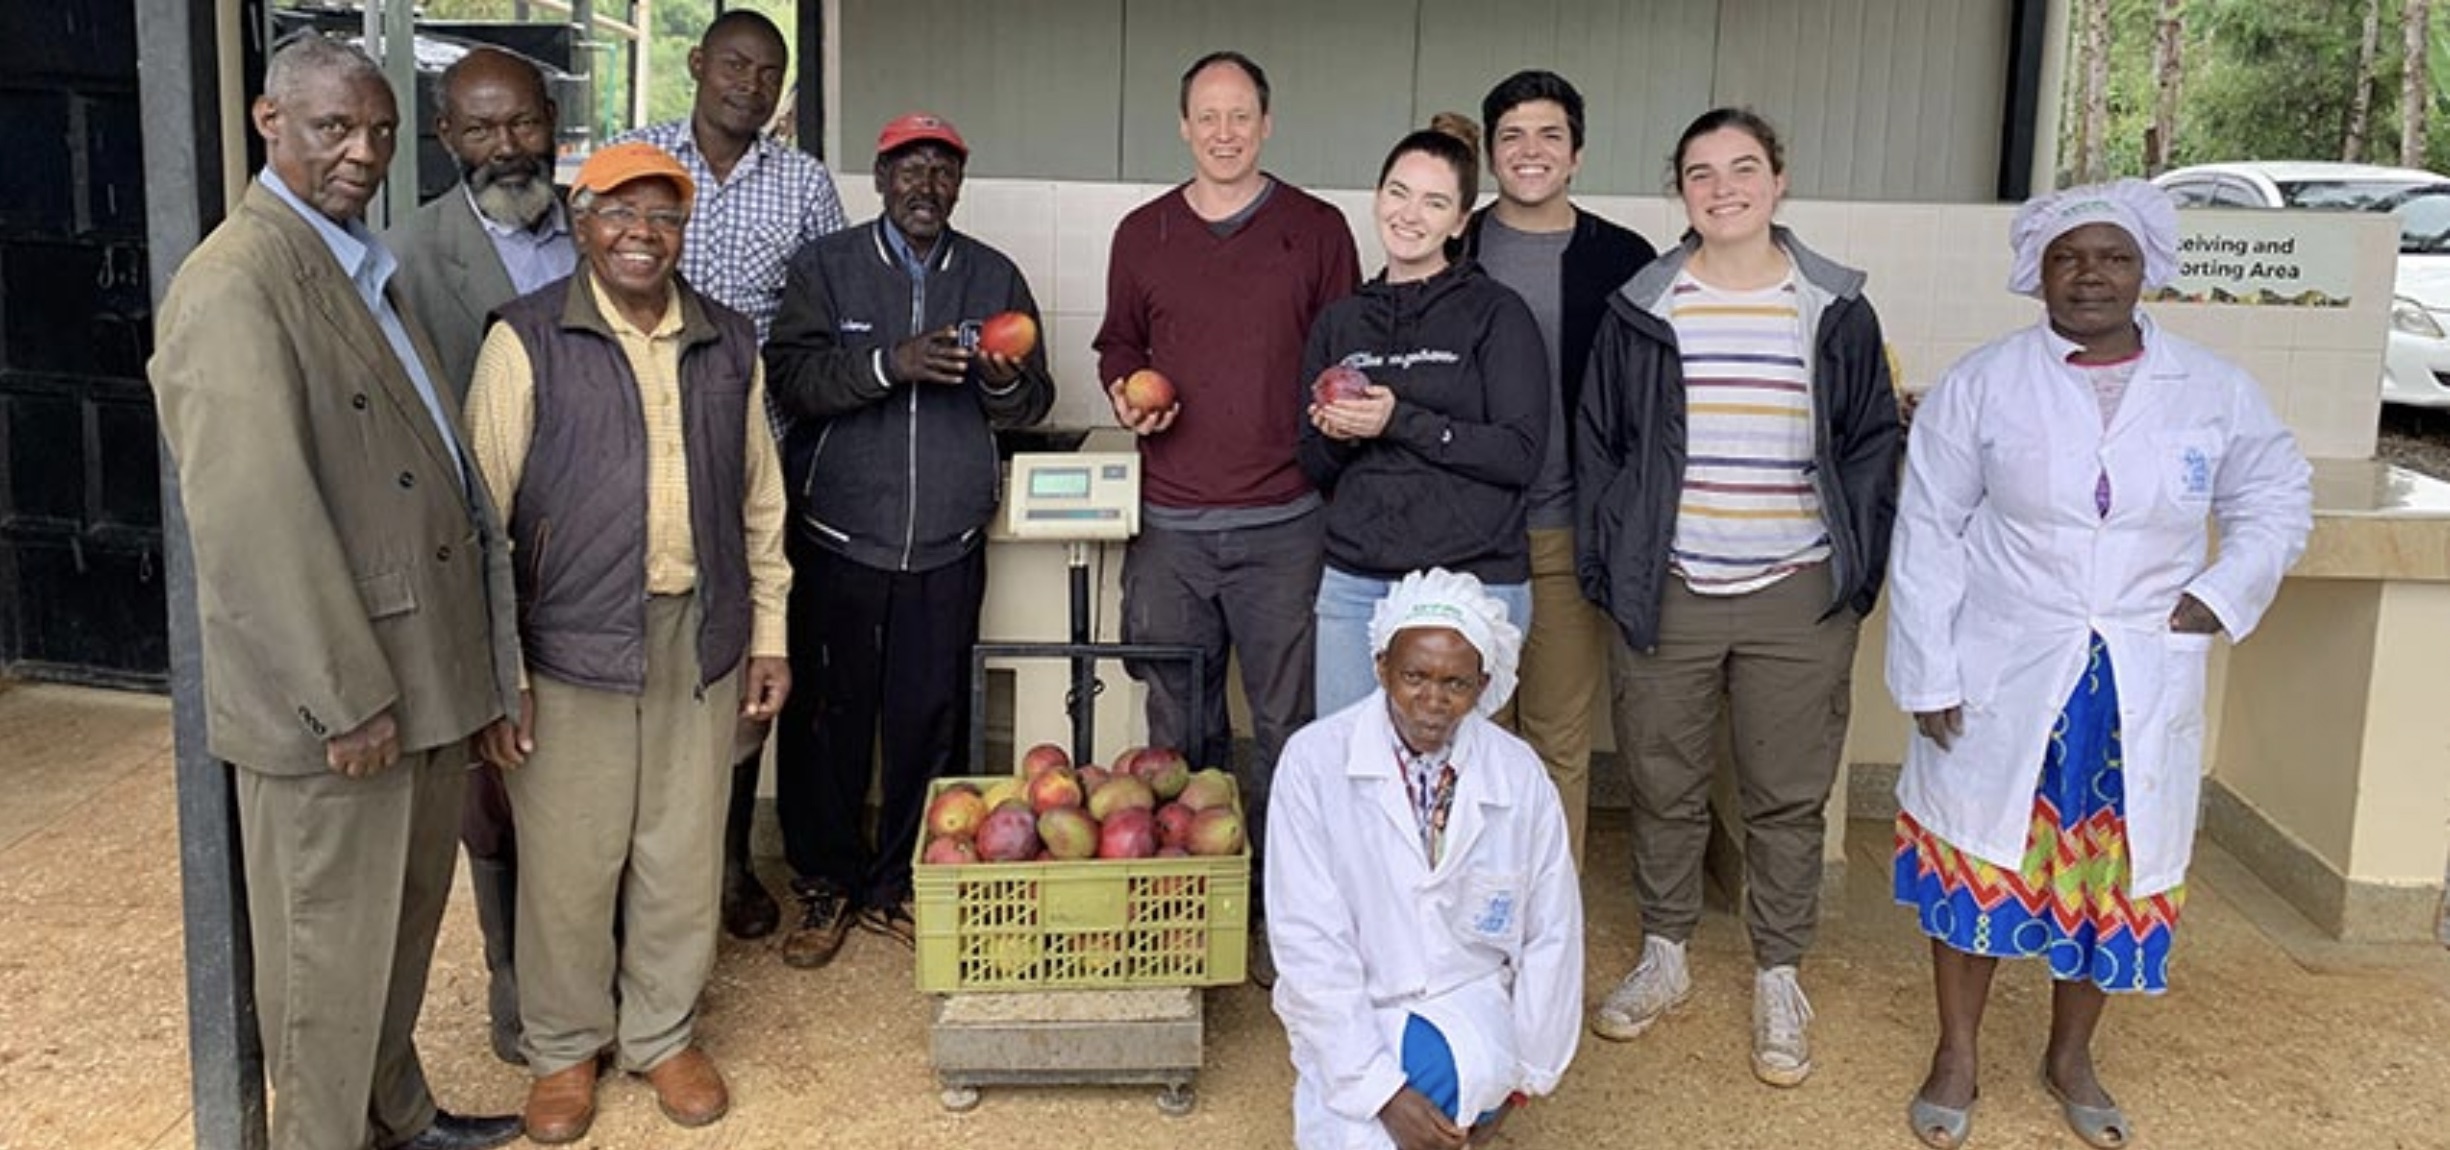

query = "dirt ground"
[
  {"left": 4, "top": 683, "right": 2450, "bottom": 1150},
  {"left": 2375, "top": 404, "right": 2450, "bottom": 481}
]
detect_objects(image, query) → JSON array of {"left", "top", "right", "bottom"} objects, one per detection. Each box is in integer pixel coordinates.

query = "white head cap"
[
  {"left": 2007, "top": 177, "right": 2181, "bottom": 297},
  {"left": 1366, "top": 568, "right": 1523, "bottom": 716}
]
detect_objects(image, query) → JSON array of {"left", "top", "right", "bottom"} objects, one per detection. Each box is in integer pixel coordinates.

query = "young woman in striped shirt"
[{"left": 1574, "top": 108, "right": 1903, "bottom": 1087}]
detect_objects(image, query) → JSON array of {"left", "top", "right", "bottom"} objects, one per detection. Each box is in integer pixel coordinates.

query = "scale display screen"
[
  {"left": 1028, "top": 467, "right": 1092, "bottom": 499},
  {"left": 1004, "top": 450, "right": 1139, "bottom": 540}
]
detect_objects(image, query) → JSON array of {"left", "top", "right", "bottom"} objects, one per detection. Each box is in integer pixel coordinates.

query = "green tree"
[{"left": 2068, "top": 0, "right": 2450, "bottom": 178}]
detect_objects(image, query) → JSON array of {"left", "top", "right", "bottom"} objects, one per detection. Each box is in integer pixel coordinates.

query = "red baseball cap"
[{"left": 876, "top": 112, "right": 968, "bottom": 162}]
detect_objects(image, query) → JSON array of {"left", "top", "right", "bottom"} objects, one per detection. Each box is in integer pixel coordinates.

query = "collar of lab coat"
[
  {"left": 2028, "top": 311, "right": 2182, "bottom": 443},
  {"left": 1340, "top": 691, "right": 1513, "bottom": 873},
  {"left": 2038, "top": 307, "right": 2160, "bottom": 364}
]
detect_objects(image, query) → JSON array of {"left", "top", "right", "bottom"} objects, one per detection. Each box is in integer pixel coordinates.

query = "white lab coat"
[
  {"left": 1887, "top": 316, "right": 2311, "bottom": 897},
  {"left": 1265, "top": 693, "right": 1583, "bottom": 1150}
]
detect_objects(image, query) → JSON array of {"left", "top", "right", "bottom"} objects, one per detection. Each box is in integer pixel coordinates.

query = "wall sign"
[{"left": 2152, "top": 214, "right": 2361, "bottom": 307}]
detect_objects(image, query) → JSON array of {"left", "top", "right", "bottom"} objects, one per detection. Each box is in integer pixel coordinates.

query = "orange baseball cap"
[
  {"left": 572, "top": 141, "right": 696, "bottom": 206},
  {"left": 876, "top": 112, "right": 968, "bottom": 161}
]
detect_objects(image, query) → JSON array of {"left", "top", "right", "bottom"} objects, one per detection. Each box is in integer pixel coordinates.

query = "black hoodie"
[{"left": 1295, "top": 260, "right": 1548, "bottom": 584}]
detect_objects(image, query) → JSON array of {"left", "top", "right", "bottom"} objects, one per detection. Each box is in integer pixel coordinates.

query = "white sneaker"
[
  {"left": 1752, "top": 965, "right": 1815, "bottom": 1087},
  {"left": 1590, "top": 936, "right": 1691, "bottom": 1041}
]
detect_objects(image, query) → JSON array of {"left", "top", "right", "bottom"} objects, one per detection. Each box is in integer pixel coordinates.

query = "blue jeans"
[{"left": 1314, "top": 567, "right": 1531, "bottom": 718}]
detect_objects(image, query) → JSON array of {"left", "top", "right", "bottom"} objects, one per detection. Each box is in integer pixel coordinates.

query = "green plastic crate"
[{"left": 912, "top": 775, "right": 1250, "bottom": 993}]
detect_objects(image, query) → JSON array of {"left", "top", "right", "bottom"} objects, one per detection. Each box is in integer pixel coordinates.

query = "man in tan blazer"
[
  {"left": 148, "top": 36, "right": 522, "bottom": 1150},
  {"left": 386, "top": 44, "right": 576, "bottom": 1067}
]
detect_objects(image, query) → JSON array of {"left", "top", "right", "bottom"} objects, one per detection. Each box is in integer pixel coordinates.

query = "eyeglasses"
[{"left": 587, "top": 204, "right": 689, "bottom": 233}]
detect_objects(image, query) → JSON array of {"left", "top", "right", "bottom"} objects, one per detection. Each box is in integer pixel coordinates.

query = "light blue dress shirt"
[
  {"left": 467, "top": 186, "right": 577, "bottom": 296},
  {"left": 260, "top": 168, "right": 467, "bottom": 492}
]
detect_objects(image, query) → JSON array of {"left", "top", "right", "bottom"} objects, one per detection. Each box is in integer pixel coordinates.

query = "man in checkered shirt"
[{"left": 611, "top": 6, "right": 845, "bottom": 946}]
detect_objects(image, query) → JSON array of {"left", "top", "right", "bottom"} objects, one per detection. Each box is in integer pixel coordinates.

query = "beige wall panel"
[
  {"left": 1711, "top": 0, "right": 2008, "bottom": 201},
  {"left": 1413, "top": 0, "right": 1720, "bottom": 197},
  {"left": 841, "top": 0, "right": 1126, "bottom": 180},
  {"left": 1117, "top": 0, "right": 1420, "bottom": 190},
  {"left": 2215, "top": 578, "right": 2377, "bottom": 873}
]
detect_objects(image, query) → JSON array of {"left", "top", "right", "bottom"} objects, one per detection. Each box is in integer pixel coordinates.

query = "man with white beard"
[
  {"left": 392, "top": 46, "right": 576, "bottom": 402},
  {"left": 387, "top": 43, "right": 577, "bottom": 1066}
]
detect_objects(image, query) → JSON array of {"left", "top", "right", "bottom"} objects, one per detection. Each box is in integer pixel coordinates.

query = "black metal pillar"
[
  {"left": 138, "top": 0, "right": 268, "bottom": 1145},
  {"left": 1998, "top": 0, "right": 2051, "bottom": 201},
  {"left": 795, "top": 0, "right": 826, "bottom": 161}
]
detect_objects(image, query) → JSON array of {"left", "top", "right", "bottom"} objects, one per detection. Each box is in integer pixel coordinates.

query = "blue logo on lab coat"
[
  {"left": 1473, "top": 890, "right": 1516, "bottom": 936},
  {"left": 2180, "top": 446, "right": 2212, "bottom": 499}
]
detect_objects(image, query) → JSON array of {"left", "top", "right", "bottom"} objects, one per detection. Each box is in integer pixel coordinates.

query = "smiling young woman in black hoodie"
[{"left": 1297, "top": 115, "right": 1548, "bottom": 717}]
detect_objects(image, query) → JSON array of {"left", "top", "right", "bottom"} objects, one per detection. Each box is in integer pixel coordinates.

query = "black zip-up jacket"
[
  {"left": 1574, "top": 227, "right": 1902, "bottom": 652},
  {"left": 1295, "top": 259, "right": 1548, "bottom": 584},
  {"left": 1460, "top": 205, "right": 1658, "bottom": 468},
  {"left": 764, "top": 220, "right": 1055, "bottom": 573}
]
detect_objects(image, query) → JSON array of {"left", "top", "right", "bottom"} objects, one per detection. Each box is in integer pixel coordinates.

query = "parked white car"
[{"left": 2153, "top": 161, "right": 2450, "bottom": 408}]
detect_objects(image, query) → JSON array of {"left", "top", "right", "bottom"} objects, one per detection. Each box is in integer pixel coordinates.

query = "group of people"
[{"left": 145, "top": 16, "right": 2315, "bottom": 1150}]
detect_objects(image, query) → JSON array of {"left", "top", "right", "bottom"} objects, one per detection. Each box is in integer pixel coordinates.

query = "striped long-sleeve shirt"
[{"left": 1666, "top": 272, "right": 1830, "bottom": 595}]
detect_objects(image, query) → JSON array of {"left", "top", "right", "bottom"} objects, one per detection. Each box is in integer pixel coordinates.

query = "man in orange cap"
[
  {"left": 464, "top": 139, "right": 793, "bottom": 1142},
  {"left": 764, "top": 111, "right": 1052, "bottom": 967},
  {"left": 613, "top": 7, "right": 848, "bottom": 946}
]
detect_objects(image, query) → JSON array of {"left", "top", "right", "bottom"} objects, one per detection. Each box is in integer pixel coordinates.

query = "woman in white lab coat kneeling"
[
  {"left": 1885, "top": 180, "right": 2313, "bottom": 1150},
  {"left": 1266, "top": 569, "right": 1583, "bottom": 1150}
]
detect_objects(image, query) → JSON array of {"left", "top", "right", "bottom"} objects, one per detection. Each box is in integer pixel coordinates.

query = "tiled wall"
[{"left": 846, "top": 180, "right": 2400, "bottom": 461}]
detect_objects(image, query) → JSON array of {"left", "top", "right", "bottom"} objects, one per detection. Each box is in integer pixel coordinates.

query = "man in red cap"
[
  {"left": 464, "top": 139, "right": 793, "bottom": 1142},
  {"left": 763, "top": 112, "right": 1053, "bottom": 968}
]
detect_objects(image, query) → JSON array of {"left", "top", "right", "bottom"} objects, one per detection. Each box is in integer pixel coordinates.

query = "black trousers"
[{"left": 776, "top": 535, "right": 987, "bottom": 907}]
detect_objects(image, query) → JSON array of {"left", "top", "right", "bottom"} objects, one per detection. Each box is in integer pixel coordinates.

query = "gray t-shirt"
[{"left": 1476, "top": 216, "right": 1575, "bottom": 529}]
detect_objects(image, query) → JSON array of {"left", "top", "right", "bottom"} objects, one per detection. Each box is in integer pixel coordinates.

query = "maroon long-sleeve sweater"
[{"left": 1093, "top": 178, "right": 1361, "bottom": 511}]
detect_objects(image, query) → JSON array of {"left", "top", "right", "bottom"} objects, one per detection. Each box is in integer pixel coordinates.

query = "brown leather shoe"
[
  {"left": 643, "top": 1046, "right": 730, "bottom": 1128},
  {"left": 522, "top": 1060, "right": 598, "bottom": 1145},
  {"left": 856, "top": 897, "right": 916, "bottom": 949},
  {"left": 782, "top": 880, "right": 854, "bottom": 969}
]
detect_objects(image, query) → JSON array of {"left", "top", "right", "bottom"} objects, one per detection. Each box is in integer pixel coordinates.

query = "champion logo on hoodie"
[{"left": 1341, "top": 347, "right": 1461, "bottom": 372}]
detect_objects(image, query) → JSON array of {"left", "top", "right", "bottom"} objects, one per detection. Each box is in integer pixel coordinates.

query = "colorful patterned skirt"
[{"left": 1893, "top": 634, "right": 2185, "bottom": 994}]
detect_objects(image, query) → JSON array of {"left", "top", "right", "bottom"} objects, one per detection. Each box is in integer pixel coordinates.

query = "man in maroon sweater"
[{"left": 1093, "top": 50, "right": 1359, "bottom": 986}]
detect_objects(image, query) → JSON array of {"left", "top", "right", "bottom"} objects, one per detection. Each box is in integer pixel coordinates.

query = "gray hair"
[
  {"left": 263, "top": 33, "right": 385, "bottom": 106},
  {"left": 570, "top": 188, "right": 599, "bottom": 214}
]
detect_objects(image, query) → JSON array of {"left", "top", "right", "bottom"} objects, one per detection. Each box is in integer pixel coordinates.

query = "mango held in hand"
[
  {"left": 1312, "top": 363, "right": 1370, "bottom": 405},
  {"left": 1122, "top": 368, "right": 1177, "bottom": 414},
  {"left": 975, "top": 310, "right": 1038, "bottom": 359}
]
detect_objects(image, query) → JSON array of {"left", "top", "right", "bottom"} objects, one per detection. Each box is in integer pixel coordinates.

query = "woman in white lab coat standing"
[{"left": 1886, "top": 180, "right": 2312, "bottom": 1150}]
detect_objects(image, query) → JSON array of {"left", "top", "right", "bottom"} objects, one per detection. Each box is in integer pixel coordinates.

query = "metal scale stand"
[{"left": 935, "top": 450, "right": 1212, "bottom": 1115}]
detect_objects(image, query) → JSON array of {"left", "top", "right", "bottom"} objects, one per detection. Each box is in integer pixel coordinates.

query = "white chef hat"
[
  {"left": 2007, "top": 178, "right": 2181, "bottom": 296},
  {"left": 1367, "top": 568, "right": 1522, "bottom": 716}
]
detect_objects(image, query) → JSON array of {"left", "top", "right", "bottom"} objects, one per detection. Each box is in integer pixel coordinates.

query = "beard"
[{"left": 466, "top": 157, "right": 558, "bottom": 229}]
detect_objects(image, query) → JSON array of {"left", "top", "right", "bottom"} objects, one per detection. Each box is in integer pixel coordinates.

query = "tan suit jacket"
[
  {"left": 150, "top": 181, "right": 522, "bottom": 774},
  {"left": 385, "top": 188, "right": 523, "bottom": 401}
]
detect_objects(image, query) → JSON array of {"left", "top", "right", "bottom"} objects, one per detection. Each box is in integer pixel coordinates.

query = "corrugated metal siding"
[
  {"left": 1414, "top": 0, "right": 1719, "bottom": 196},
  {"left": 1711, "top": 0, "right": 2008, "bottom": 201},
  {"left": 840, "top": 0, "right": 1127, "bottom": 179},
  {"left": 838, "top": 0, "right": 2009, "bottom": 201},
  {"left": 1114, "top": 0, "right": 1420, "bottom": 189}
]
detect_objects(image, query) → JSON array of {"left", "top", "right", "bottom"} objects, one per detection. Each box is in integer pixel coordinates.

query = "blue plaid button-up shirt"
[{"left": 612, "top": 120, "right": 848, "bottom": 439}]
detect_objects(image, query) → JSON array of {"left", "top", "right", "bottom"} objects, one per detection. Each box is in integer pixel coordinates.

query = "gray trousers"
[
  {"left": 506, "top": 595, "right": 740, "bottom": 1076},
  {"left": 237, "top": 746, "right": 465, "bottom": 1150},
  {"left": 1121, "top": 510, "right": 1325, "bottom": 903},
  {"left": 1610, "top": 563, "right": 1859, "bottom": 969}
]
